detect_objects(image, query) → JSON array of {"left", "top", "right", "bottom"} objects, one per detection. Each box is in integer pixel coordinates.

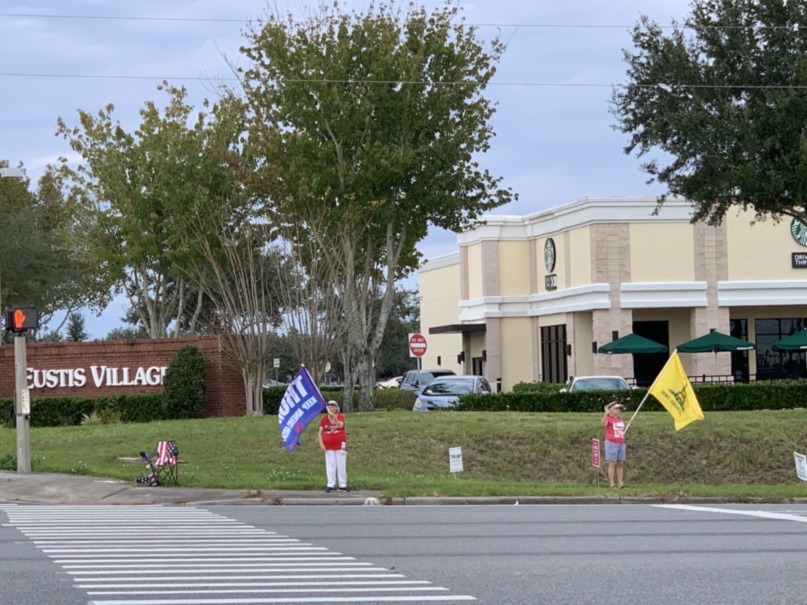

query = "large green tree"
[
  {"left": 238, "top": 0, "right": 514, "bottom": 410},
  {"left": 56, "top": 84, "right": 238, "bottom": 338},
  {"left": 611, "top": 0, "right": 807, "bottom": 224},
  {"left": 375, "top": 287, "right": 420, "bottom": 379},
  {"left": 0, "top": 164, "right": 96, "bottom": 330}
]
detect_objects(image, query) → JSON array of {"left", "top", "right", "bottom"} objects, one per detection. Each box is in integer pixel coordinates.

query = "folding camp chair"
[{"left": 139, "top": 440, "right": 179, "bottom": 486}]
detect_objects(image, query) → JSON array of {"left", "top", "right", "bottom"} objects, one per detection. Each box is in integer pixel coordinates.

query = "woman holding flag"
[
  {"left": 601, "top": 401, "right": 626, "bottom": 488},
  {"left": 318, "top": 400, "right": 349, "bottom": 492}
]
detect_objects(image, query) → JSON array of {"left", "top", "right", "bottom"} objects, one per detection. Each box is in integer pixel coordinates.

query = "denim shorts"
[{"left": 605, "top": 439, "right": 626, "bottom": 462}]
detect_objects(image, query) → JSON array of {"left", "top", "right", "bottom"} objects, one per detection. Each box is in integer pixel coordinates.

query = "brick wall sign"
[{"left": 0, "top": 335, "right": 246, "bottom": 417}]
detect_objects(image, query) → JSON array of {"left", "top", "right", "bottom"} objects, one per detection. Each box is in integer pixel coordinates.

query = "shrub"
[
  {"left": 0, "top": 398, "right": 13, "bottom": 428},
  {"left": 263, "top": 386, "right": 287, "bottom": 416},
  {"left": 512, "top": 381, "right": 566, "bottom": 394},
  {"left": 110, "top": 394, "right": 166, "bottom": 423},
  {"left": 456, "top": 379, "right": 807, "bottom": 412},
  {"left": 373, "top": 388, "right": 416, "bottom": 410},
  {"left": 30, "top": 397, "right": 95, "bottom": 426},
  {"left": 161, "top": 345, "right": 206, "bottom": 419},
  {"left": 0, "top": 453, "right": 16, "bottom": 470}
]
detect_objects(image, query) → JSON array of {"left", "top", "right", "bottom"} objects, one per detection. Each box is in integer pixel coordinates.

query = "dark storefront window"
[
  {"left": 633, "top": 320, "right": 668, "bottom": 387},
  {"left": 541, "top": 324, "right": 568, "bottom": 384},
  {"left": 729, "top": 319, "right": 750, "bottom": 382},
  {"left": 754, "top": 318, "right": 807, "bottom": 381}
]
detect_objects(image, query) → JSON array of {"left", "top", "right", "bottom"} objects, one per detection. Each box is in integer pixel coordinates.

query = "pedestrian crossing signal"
[{"left": 4, "top": 307, "right": 39, "bottom": 332}]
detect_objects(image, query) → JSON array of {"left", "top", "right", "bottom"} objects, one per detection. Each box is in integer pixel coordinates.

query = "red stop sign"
[{"left": 408, "top": 333, "right": 427, "bottom": 357}]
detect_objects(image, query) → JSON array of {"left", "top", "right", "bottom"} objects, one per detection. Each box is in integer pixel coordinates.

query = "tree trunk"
[
  {"left": 242, "top": 369, "right": 264, "bottom": 416},
  {"left": 356, "top": 349, "right": 375, "bottom": 411}
]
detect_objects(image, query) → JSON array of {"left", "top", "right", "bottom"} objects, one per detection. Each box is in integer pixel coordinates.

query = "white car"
[
  {"left": 562, "top": 375, "right": 631, "bottom": 392},
  {"left": 376, "top": 376, "right": 402, "bottom": 389}
]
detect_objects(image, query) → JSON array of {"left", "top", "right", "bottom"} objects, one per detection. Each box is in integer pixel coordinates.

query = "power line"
[
  {"left": 1, "top": 71, "right": 806, "bottom": 90},
  {"left": 0, "top": 12, "right": 802, "bottom": 31},
  {"left": 0, "top": 13, "right": 246, "bottom": 23}
]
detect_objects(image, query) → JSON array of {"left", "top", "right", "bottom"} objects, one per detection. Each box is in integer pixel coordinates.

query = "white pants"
[{"left": 324, "top": 448, "right": 347, "bottom": 488}]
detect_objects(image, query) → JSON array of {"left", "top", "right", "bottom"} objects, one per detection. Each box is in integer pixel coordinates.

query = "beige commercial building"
[{"left": 419, "top": 196, "right": 807, "bottom": 391}]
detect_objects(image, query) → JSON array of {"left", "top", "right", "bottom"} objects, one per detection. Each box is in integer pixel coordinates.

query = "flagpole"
[{"left": 623, "top": 350, "right": 677, "bottom": 435}]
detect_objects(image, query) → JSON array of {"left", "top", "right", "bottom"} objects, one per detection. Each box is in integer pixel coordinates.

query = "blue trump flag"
[{"left": 278, "top": 366, "right": 326, "bottom": 451}]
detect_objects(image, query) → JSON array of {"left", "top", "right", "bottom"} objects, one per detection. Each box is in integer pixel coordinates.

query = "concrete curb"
[{"left": 3, "top": 471, "right": 807, "bottom": 506}]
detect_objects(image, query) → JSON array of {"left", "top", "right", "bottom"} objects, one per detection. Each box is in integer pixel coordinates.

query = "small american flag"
[
  {"left": 156, "top": 441, "right": 178, "bottom": 466},
  {"left": 137, "top": 474, "right": 157, "bottom": 486}
]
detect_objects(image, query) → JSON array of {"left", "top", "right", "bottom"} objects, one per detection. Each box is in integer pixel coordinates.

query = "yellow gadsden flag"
[{"left": 648, "top": 352, "right": 704, "bottom": 430}]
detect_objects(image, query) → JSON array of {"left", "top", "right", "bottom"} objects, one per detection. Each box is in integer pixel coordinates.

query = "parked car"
[
  {"left": 376, "top": 376, "right": 403, "bottom": 389},
  {"left": 412, "top": 375, "right": 492, "bottom": 411},
  {"left": 262, "top": 379, "right": 286, "bottom": 388},
  {"left": 561, "top": 375, "right": 631, "bottom": 393},
  {"left": 399, "top": 369, "right": 456, "bottom": 394}
]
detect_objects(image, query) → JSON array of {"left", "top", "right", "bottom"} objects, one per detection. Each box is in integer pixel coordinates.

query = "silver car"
[
  {"left": 563, "top": 375, "right": 631, "bottom": 392},
  {"left": 399, "top": 369, "right": 456, "bottom": 394},
  {"left": 412, "top": 375, "right": 492, "bottom": 411}
]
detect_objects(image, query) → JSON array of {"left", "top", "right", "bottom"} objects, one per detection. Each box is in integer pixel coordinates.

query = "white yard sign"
[
  {"left": 449, "top": 447, "right": 464, "bottom": 473},
  {"left": 794, "top": 452, "right": 807, "bottom": 482}
]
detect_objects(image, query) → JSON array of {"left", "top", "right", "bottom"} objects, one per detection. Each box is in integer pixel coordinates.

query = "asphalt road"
[{"left": 0, "top": 503, "right": 806, "bottom": 605}]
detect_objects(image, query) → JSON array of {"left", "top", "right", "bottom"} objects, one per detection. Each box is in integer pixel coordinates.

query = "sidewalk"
[
  {"left": 0, "top": 470, "right": 387, "bottom": 506},
  {"left": 3, "top": 471, "right": 802, "bottom": 507},
  {"left": 0, "top": 470, "right": 688, "bottom": 506}
]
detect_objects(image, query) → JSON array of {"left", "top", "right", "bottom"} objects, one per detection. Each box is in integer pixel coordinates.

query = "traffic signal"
[{"left": 4, "top": 307, "right": 39, "bottom": 332}]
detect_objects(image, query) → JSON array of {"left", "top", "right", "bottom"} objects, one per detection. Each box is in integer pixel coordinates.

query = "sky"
[{"left": 0, "top": 0, "right": 691, "bottom": 339}]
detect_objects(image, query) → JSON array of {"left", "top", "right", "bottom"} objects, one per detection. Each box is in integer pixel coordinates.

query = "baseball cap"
[
  {"left": 609, "top": 402, "right": 625, "bottom": 410},
  {"left": 326, "top": 400, "right": 339, "bottom": 407}
]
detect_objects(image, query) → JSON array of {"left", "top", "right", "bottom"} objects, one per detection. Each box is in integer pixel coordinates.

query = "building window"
[
  {"left": 754, "top": 318, "right": 807, "bottom": 381},
  {"left": 729, "top": 319, "right": 750, "bottom": 382},
  {"left": 540, "top": 324, "right": 567, "bottom": 384}
]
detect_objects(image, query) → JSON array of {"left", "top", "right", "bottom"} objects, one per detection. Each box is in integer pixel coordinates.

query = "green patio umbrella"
[
  {"left": 772, "top": 329, "right": 807, "bottom": 351},
  {"left": 598, "top": 333, "right": 667, "bottom": 355},
  {"left": 677, "top": 330, "right": 755, "bottom": 352}
]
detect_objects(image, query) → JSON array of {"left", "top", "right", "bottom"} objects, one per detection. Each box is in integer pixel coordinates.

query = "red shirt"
[
  {"left": 319, "top": 413, "right": 346, "bottom": 450},
  {"left": 604, "top": 415, "right": 625, "bottom": 444}
]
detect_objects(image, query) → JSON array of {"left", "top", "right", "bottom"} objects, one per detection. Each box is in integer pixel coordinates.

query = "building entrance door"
[{"left": 632, "top": 321, "right": 668, "bottom": 386}]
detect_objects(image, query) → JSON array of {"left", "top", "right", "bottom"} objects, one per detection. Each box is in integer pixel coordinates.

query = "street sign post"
[
  {"left": 591, "top": 438, "right": 601, "bottom": 487},
  {"left": 408, "top": 333, "right": 427, "bottom": 357},
  {"left": 591, "top": 438, "right": 601, "bottom": 468},
  {"left": 408, "top": 332, "right": 428, "bottom": 380}
]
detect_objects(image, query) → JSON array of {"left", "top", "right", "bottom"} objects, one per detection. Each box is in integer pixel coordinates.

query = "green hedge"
[
  {"left": 262, "top": 386, "right": 416, "bottom": 415},
  {"left": 0, "top": 393, "right": 182, "bottom": 428},
  {"left": 512, "top": 381, "right": 567, "bottom": 394},
  {"left": 457, "top": 379, "right": 807, "bottom": 412},
  {"left": 373, "top": 388, "right": 417, "bottom": 410},
  {"left": 263, "top": 386, "right": 286, "bottom": 416},
  {"left": 10, "top": 378, "right": 801, "bottom": 426}
]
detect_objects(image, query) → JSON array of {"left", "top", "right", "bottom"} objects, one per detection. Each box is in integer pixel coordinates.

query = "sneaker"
[
  {"left": 338, "top": 487, "right": 350, "bottom": 492},
  {"left": 325, "top": 487, "right": 333, "bottom": 493}
]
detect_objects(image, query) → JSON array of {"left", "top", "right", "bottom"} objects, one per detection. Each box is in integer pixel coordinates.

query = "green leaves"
[
  {"left": 612, "top": 0, "right": 807, "bottom": 224},
  {"left": 241, "top": 0, "right": 514, "bottom": 269},
  {"left": 56, "top": 84, "right": 253, "bottom": 337}
]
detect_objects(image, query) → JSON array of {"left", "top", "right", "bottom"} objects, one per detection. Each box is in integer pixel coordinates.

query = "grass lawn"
[{"left": 1, "top": 409, "right": 807, "bottom": 500}]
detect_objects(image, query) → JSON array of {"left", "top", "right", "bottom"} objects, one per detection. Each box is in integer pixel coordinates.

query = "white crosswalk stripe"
[{"left": 0, "top": 504, "right": 475, "bottom": 604}]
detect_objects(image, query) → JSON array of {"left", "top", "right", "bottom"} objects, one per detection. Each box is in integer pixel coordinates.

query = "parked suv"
[{"left": 399, "top": 369, "right": 456, "bottom": 393}]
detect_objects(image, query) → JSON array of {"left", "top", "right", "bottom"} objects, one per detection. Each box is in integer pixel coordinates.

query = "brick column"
[
  {"left": 591, "top": 225, "right": 633, "bottom": 377},
  {"left": 689, "top": 222, "right": 731, "bottom": 377}
]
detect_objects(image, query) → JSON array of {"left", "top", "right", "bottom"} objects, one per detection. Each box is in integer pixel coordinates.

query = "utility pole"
[
  {"left": 1, "top": 166, "right": 32, "bottom": 473},
  {"left": 14, "top": 333, "right": 30, "bottom": 473},
  {"left": 5, "top": 308, "right": 38, "bottom": 473}
]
